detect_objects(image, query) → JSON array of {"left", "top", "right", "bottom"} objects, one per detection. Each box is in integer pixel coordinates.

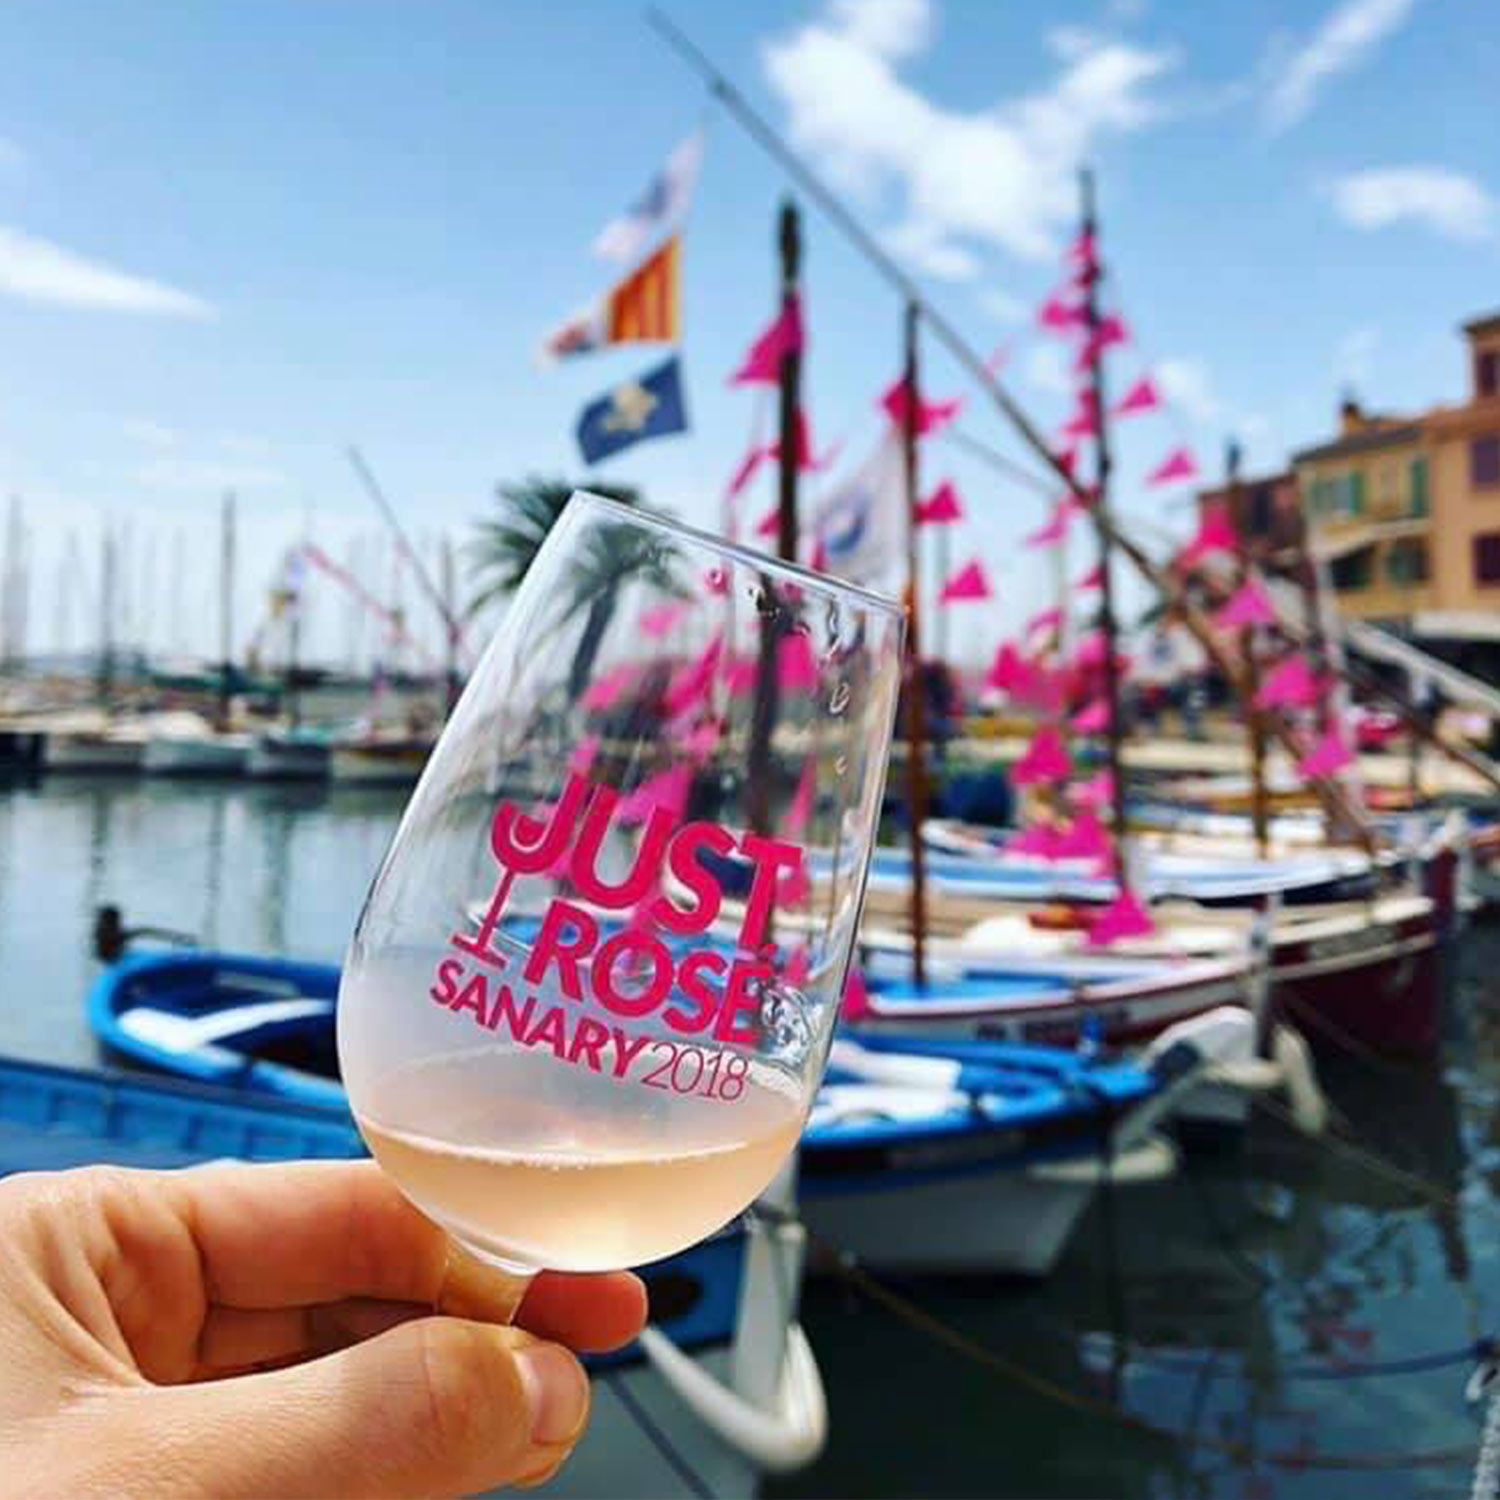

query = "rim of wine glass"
[{"left": 568, "top": 489, "right": 905, "bottom": 619}]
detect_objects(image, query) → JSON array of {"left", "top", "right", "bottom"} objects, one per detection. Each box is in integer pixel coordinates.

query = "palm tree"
[{"left": 470, "top": 477, "right": 682, "bottom": 702}]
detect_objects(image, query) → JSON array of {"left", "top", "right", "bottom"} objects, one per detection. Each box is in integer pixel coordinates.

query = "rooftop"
[{"left": 1292, "top": 422, "right": 1423, "bottom": 465}]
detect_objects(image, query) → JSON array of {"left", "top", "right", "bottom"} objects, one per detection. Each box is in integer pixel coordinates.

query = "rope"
[{"left": 604, "top": 1370, "right": 714, "bottom": 1499}]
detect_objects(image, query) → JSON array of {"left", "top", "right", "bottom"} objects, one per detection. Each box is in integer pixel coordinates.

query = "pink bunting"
[
  {"left": 1214, "top": 577, "right": 1277, "bottom": 630},
  {"left": 1072, "top": 630, "right": 1107, "bottom": 670},
  {"left": 704, "top": 565, "right": 730, "bottom": 596},
  {"left": 581, "top": 663, "right": 635, "bottom": 712},
  {"left": 753, "top": 506, "right": 779, "bottom": 540},
  {"left": 777, "top": 861, "right": 811, "bottom": 908},
  {"left": 771, "top": 407, "right": 826, "bottom": 472},
  {"left": 1025, "top": 605, "right": 1064, "bottom": 637},
  {"left": 1056, "top": 446, "right": 1079, "bottom": 480},
  {"left": 916, "top": 480, "right": 963, "bottom": 526},
  {"left": 1146, "top": 446, "right": 1200, "bottom": 487},
  {"left": 1179, "top": 507, "right": 1239, "bottom": 569},
  {"left": 1053, "top": 810, "right": 1112, "bottom": 863},
  {"left": 683, "top": 719, "right": 720, "bottom": 760},
  {"left": 1071, "top": 698, "right": 1112, "bottom": 734},
  {"left": 1087, "top": 890, "right": 1155, "bottom": 947},
  {"left": 1007, "top": 823, "right": 1064, "bottom": 859},
  {"left": 777, "top": 632, "right": 819, "bottom": 693},
  {"left": 782, "top": 756, "right": 817, "bottom": 838},
  {"left": 1037, "top": 291, "right": 1086, "bottom": 333},
  {"left": 841, "top": 966, "right": 871, "bottom": 1021},
  {"left": 1010, "top": 726, "right": 1071, "bottom": 788},
  {"left": 1068, "top": 769, "right": 1115, "bottom": 811},
  {"left": 641, "top": 600, "right": 691, "bottom": 637},
  {"left": 729, "top": 295, "right": 803, "bottom": 386},
  {"left": 1060, "top": 399, "right": 1099, "bottom": 440},
  {"left": 986, "top": 640, "right": 1040, "bottom": 697},
  {"left": 724, "top": 656, "right": 758, "bottom": 697},
  {"left": 1067, "top": 229, "right": 1097, "bottom": 271},
  {"left": 938, "top": 559, "right": 992, "bottom": 603},
  {"left": 880, "top": 377, "right": 962, "bottom": 438},
  {"left": 1112, "top": 376, "right": 1160, "bottom": 418},
  {"left": 1071, "top": 315, "right": 1129, "bottom": 372},
  {"left": 1255, "top": 653, "right": 1319, "bottom": 710},
  {"left": 566, "top": 735, "right": 600, "bottom": 780},
  {"left": 726, "top": 443, "right": 773, "bottom": 501},
  {"left": 663, "top": 635, "right": 723, "bottom": 720},
  {"left": 1024, "top": 497, "right": 1080, "bottom": 548},
  {"left": 618, "top": 763, "right": 694, "bottom": 826},
  {"left": 1297, "top": 725, "right": 1353, "bottom": 780},
  {"left": 1075, "top": 563, "right": 1104, "bottom": 591}
]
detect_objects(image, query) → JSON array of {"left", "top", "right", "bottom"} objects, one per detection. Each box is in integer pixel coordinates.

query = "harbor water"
[{"left": 3, "top": 771, "right": 1498, "bottom": 1498}]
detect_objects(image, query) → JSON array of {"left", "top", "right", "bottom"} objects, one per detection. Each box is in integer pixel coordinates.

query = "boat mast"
[
  {"left": 441, "top": 533, "right": 460, "bottom": 713},
  {"left": 903, "top": 301, "right": 929, "bottom": 988},
  {"left": 218, "top": 491, "right": 236, "bottom": 730},
  {"left": 1077, "top": 169, "right": 1130, "bottom": 867},
  {"left": 98, "top": 519, "right": 115, "bottom": 706},
  {"left": 1227, "top": 440, "right": 1270, "bottom": 856}
]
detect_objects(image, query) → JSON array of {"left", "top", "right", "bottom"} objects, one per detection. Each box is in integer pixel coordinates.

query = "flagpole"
[
  {"left": 903, "top": 301, "right": 929, "bottom": 989},
  {"left": 1078, "top": 168, "right": 1130, "bottom": 870},
  {"left": 1227, "top": 440, "right": 1270, "bottom": 857},
  {"left": 775, "top": 199, "right": 801, "bottom": 563},
  {"left": 646, "top": 8, "right": 1378, "bottom": 850}
]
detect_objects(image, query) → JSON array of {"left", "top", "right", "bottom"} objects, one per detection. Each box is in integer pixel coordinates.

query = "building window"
[
  {"left": 1478, "top": 350, "right": 1499, "bottom": 399},
  {"left": 1247, "top": 485, "right": 1273, "bottom": 537},
  {"left": 1474, "top": 435, "right": 1500, "bottom": 489},
  {"left": 1409, "top": 456, "right": 1429, "bottom": 517},
  {"left": 1474, "top": 533, "right": 1500, "bottom": 585},
  {"left": 1345, "top": 471, "right": 1365, "bottom": 515},
  {"left": 1331, "top": 549, "right": 1373, "bottom": 592},
  {"left": 1385, "top": 539, "right": 1428, "bottom": 585}
]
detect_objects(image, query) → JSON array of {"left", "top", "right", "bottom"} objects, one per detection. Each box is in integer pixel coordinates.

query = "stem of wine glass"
[{"left": 441, "top": 1240, "right": 538, "bottom": 1327}]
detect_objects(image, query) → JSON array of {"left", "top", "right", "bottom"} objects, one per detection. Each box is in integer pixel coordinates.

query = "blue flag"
[{"left": 576, "top": 355, "right": 689, "bottom": 465}]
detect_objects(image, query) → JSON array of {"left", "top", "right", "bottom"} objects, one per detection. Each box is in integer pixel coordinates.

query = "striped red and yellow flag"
[{"left": 606, "top": 235, "right": 680, "bottom": 345}]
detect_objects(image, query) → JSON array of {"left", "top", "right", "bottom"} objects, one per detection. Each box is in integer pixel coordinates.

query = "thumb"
[{"left": 141, "top": 1317, "right": 591, "bottom": 1499}]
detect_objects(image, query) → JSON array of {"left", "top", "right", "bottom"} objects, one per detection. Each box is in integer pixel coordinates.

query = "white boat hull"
[
  {"left": 143, "top": 736, "right": 250, "bottom": 776},
  {"left": 42, "top": 733, "right": 144, "bottom": 772}
]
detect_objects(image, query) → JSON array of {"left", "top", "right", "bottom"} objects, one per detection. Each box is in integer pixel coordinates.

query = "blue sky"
[{"left": 0, "top": 0, "right": 1496, "bottom": 666}]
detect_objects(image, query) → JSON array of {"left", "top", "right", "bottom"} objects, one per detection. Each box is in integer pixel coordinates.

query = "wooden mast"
[
  {"left": 1078, "top": 168, "right": 1130, "bottom": 868},
  {"left": 903, "top": 301, "right": 929, "bottom": 988},
  {"left": 1228, "top": 441, "right": 1270, "bottom": 856}
]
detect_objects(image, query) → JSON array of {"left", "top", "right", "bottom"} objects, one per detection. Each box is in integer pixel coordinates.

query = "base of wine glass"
[{"left": 443, "top": 1238, "right": 539, "bottom": 1325}]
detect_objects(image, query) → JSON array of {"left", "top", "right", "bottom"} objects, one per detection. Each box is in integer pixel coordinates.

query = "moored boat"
[
  {"left": 329, "top": 734, "right": 432, "bottom": 785},
  {"left": 247, "top": 726, "right": 332, "bottom": 780},
  {"left": 143, "top": 726, "right": 252, "bottom": 777}
]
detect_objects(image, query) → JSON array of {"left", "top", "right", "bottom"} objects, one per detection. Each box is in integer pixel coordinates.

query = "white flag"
[
  {"left": 808, "top": 433, "right": 904, "bottom": 588},
  {"left": 593, "top": 132, "right": 704, "bottom": 264}
]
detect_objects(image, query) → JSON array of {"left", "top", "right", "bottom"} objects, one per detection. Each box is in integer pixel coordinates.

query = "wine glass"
[{"left": 338, "top": 491, "right": 903, "bottom": 1288}]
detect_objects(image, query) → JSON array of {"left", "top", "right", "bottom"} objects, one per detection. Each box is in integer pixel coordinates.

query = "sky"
[{"left": 0, "top": 0, "right": 1496, "bottom": 669}]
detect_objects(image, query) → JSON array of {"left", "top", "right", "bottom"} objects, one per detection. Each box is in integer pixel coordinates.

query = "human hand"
[{"left": 0, "top": 1159, "right": 647, "bottom": 1497}]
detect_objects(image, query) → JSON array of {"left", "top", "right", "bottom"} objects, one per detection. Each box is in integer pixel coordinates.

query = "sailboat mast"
[
  {"left": 1227, "top": 441, "right": 1270, "bottom": 855},
  {"left": 902, "top": 301, "right": 929, "bottom": 988},
  {"left": 218, "top": 491, "right": 236, "bottom": 729},
  {"left": 775, "top": 199, "right": 801, "bottom": 563},
  {"left": 98, "top": 519, "right": 115, "bottom": 703},
  {"left": 1078, "top": 167, "right": 1129, "bottom": 865}
]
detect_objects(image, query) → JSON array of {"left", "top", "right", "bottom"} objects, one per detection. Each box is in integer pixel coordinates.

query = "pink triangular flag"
[
  {"left": 566, "top": 734, "right": 600, "bottom": 779},
  {"left": 1146, "top": 446, "right": 1200, "bottom": 487},
  {"left": 1256, "top": 653, "right": 1318, "bottom": 710},
  {"left": 1056, "top": 446, "right": 1078, "bottom": 479},
  {"left": 726, "top": 442, "right": 773, "bottom": 501},
  {"left": 1214, "top": 577, "right": 1277, "bottom": 630},
  {"left": 1053, "top": 810, "right": 1112, "bottom": 863},
  {"left": 1071, "top": 315, "right": 1129, "bottom": 372},
  {"left": 618, "top": 763, "right": 694, "bottom": 826},
  {"left": 663, "top": 635, "right": 723, "bottom": 719},
  {"left": 1010, "top": 726, "right": 1071, "bottom": 787},
  {"left": 1060, "top": 399, "right": 1099, "bottom": 440},
  {"left": 777, "top": 632, "right": 819, "bottom": 693},
  {"left": 753, "top": 506, "right": 779, "bottom": 539},
  {"left": 1087, "top": 890, "right": 1155, "bottom": 947},
  {"left": 1068, "top": 769, "right": 1115, "bottom": 811},
  {"left": 879, "top": 377, "right": 961, "bottom": 438},
  {"left": 1025, "top": 605, "right": 1064, "bottom": 636},
  {"left": 1072, "top": 630, "right": 1108, "bottom": 670},
  {"left": 581, "top": 663, "right": 635, "bottom": 712},
  {"left": 1007, "top": 822, "right": 1065, "bottom": 859},
  {"left": 1179, "top": 507, "right": 1239, "bottom": 568},
  {"left": 724, "top": 655, "right": 758, "bottom": 697},
  {"left": 841, "top": 966, "right": 870, "bottom": 1021},
  {"left": 985, "top": 641, "right": 1029, "bottom": 694},
  {"left": 1067, "top": 229, "right": 1097, "bottom": 271},
  {"left": 683, "top": 719, "right": 720, "bottom": 760},
  {"left": 641, "top": 600, "right": 691, "bottom": 637},
  {"left": 1075, "top": 563, "right": 1104, "bottom": 591},
  {"left": 916, "top": 480, "right": 963, "bottom": 526},
  {"left": 1037, "top": 290, "right": 1085, "bottom": 333},
  {"left": 1024, "top": 497, "right": 1079, "bottom": 548},
  {"left": 1112, "top": 375, "right": 1160, "bottom": 418},
  {"left": 729, "top": 295, "right": 803, "bottom": 386},
  {"left": 770, "top": 407, "right": 826, "bottom": 472},
  {"left": 782, "top": 756, "right": 817, "bottom": 838},
  {"left": 1297, "top": 726, "right": 1353, "bottom": 780},
  {"left": 938, "top": 559, "right": 991, "bottom": 603},
  {"left": 1071, "top": 697, "right": 1112, "bottom": 734}
]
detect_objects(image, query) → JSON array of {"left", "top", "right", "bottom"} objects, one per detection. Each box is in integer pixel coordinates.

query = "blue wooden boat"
[{"left": 86, "top": 944, "right": 1241, "bottom": 1276}]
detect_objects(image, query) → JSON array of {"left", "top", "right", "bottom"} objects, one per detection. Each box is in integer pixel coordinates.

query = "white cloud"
[
  {"left": 763, "top": 0, "right": 1176, "bottom": 276},
  {"left": 1265, "top": 0, "right": 1417, "bottom": 132},
  {"left": 1156, "top": 356, "right": 1224, "bottom": 425},
  {"left": 1335, "top": 325, "right": 1378, "bottom": 386},
  {"left": 122, "top": 419, "right": 180, "bottom": 448},
  {"left": 1327, "top": 166, "right": 1496, "bottom": 241},
  {"left": 135, "top": 457, "right": 285, "bottom": 492},
  {"left": 978, "top": 288, "right": 1025, "bottom": 322},
  {"left": 1023, "top": 343, "right": 1072, "bottom": 397},
  {"left": 0, "top": 224, "right": 212, "bottom": 317}
]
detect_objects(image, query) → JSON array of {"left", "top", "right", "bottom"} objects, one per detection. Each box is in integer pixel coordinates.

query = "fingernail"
[{"left": 516, "top": 1343, "right": 589, "bottom": 1445}]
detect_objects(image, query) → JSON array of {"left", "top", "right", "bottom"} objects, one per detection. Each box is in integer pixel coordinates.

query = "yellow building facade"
[{"left": 1295, "top": 312, "right": 1500, "bottom": 638}]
